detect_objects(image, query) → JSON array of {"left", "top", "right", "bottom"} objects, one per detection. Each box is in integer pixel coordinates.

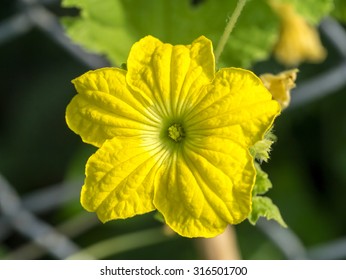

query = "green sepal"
[
  {"left": 153, "top": 211, "right": 165, "bottom": 224},
  {"left": 120, "top": 63, "right": 127, "bottom": 71},
  {"left": 250, "top": 139, "right": 274, "bottom": 163},
  {"left": 248, "top": 196, "right": 287, "bottom": 227},
  {"left": 253, "top": 162, "right": 272, "bottom": 196},
  {"left": 250, "top": 130, "right": 276, "bottom": 163}
]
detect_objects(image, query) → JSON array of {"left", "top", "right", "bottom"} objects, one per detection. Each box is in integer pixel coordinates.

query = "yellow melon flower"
[{"left": 65, "top": 35, "right": 280, "bottom": 238}]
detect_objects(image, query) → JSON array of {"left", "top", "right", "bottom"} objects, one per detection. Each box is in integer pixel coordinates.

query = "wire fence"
[{"left": 1, "top": 0, "right": 346, "bottom": 260}]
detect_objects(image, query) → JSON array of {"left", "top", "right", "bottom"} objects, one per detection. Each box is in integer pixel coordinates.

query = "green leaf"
[
  {"left": 248, "top": 196, "right": 287, "bottom": 227},
  {"left": 61, "top": 0, "right": 133, "bottom": 65},
  {"left": 250, "top": 161, "right": 286, "bottom": 227},
  {"left": 277, "top": 0, "right": 334, "bottom": 24},
  {"left": 218, "top": 0, "right": 279, "bottom": 67},
  {"left": 253, "top": 162, "right": 272, "bottom": 196},
  {"left": 61, "top": 0, "right": 279, "bottom": 67},
  {"left": 332, "top": 0, "right": 346, "bottom": 22}
]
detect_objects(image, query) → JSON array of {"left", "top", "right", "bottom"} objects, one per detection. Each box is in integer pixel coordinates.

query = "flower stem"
[
  {"left": 196, "top": 225, "right": 241, "bottom": 259},
  {"left": 214, "top": 0, "right": 248, "bottom": 64}
]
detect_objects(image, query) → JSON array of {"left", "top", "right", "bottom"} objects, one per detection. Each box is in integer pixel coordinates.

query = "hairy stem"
[{"left": 214, "top": 0, "right": 247, "bottom": 64}]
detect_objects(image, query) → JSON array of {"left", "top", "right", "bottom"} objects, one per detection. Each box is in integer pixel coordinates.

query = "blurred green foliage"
[
  {"left": 331, "top": 0, "right": 346, "bottom": 22},
  {"left": 280, "top": 0, "right": 333, "bottom": 24},
  {"left": 61, "top": 0, "right": 332, "bottom": 68},
  {"left": 61, "top": 0, "right": 277, "bottom": 67}
]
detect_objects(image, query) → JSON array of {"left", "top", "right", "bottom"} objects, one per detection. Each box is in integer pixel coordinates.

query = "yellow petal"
[
  {"left": 154, "top": 136, "right": 254, "bottom": 238},
  {"left": 271, "top": 2, "right": 327, "bottom": 66},
  {"left": 81, "top": 137, "right": 165, "bottom": 222},
  {"left": 260, "top": 69, "right": 298, "bottom": 109},
  {"left": 186, "top": 68, "right": 281, "bottom": 147},
  {"left": 66, "top": 67, "right": 160, "bottom": 147},
  {"left": 126, "top": 35, "right": 215, "bottom": 119}
]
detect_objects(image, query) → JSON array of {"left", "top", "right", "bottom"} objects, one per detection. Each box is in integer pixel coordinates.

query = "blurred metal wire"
[
  {"left": 290, "top": 17, "right": 346, "bottom": 109},
  {"left": 0, "top": 13, "right": 33, "bottom": 44},
  {"left": 307, "top": 238, "right": 346, "bottom": 260},
  {"left": 0, "top": 0, "right": 346, "bottom": 260},
  {"left": 290, "top": 62, "right": 346, "bottom": 108},
  {"left": 4, "top": 212, "right": 99, "bottom": 259},
  {"left": 0, "top": 180, "right": 81, "bottom": 241},
  {"left": 321, "top": 17, "right": 346, "bottom": 58},
  {"left": 257, "top": 219, "right": 307, "bottom": 259},
  {"left": 0, "top": 0, "right": 110, "bottom": 68}
]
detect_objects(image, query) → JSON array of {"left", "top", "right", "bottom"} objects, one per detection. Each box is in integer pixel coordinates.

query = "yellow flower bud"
[
  {"left": 260, "top": 68, "right": 298, "bottom": 109},
  {"left": 270, "top": 1, "right": 326, "bottom": 66}
]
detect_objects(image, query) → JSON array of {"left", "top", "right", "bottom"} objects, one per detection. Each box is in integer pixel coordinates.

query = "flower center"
[{"left": 168, "top": 123, "right": 185, "bottom": 142}]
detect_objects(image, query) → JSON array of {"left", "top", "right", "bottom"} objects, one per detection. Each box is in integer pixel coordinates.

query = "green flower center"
[{"left": 168, "top": 123, "right": 185, "bottom": 142}]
